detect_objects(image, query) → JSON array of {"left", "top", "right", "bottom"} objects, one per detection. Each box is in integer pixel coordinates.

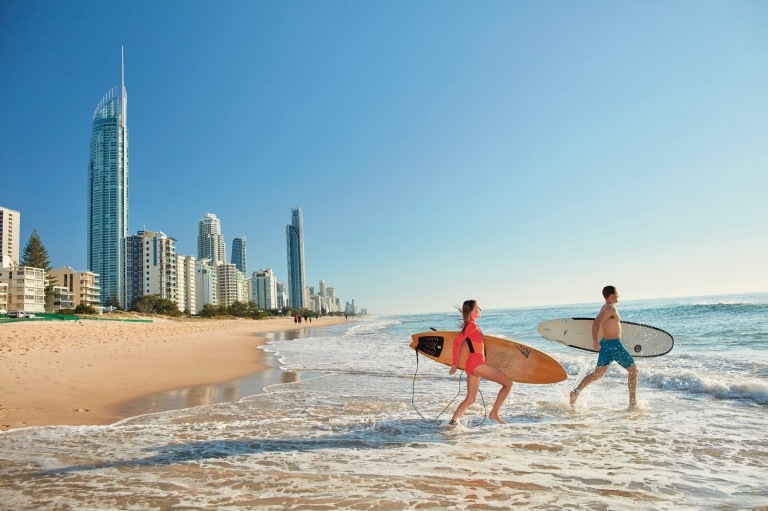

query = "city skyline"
[{"left": 2, "top": 3, "right": 766, "bottom": 314}]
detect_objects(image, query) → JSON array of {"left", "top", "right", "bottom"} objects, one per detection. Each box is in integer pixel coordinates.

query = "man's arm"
[{"left": 592, "top": 306, "right": 610, "bottom": 351}]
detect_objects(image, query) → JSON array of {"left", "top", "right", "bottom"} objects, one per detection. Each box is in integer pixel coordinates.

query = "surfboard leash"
[{"left": 412, "top": 347, "right": 487, "bottom": 427}]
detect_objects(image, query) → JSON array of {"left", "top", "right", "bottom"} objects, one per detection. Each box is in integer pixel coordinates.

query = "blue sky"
[{"left": 1, "top": 1, "right": 767, "bottom": 314}]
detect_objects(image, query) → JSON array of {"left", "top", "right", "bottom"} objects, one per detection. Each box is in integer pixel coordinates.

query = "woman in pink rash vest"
[{"left": 449, "top": 300, "right": 513, "bottom": 425}]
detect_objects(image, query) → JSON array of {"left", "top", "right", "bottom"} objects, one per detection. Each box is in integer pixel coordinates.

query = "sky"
[{"left": 1, "top": 1, "right": 767, "bottom": 314}]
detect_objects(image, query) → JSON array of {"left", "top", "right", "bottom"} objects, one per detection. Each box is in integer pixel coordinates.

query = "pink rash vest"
[{"left": 452, "top": 319, "right": 484, "bottom": 366}]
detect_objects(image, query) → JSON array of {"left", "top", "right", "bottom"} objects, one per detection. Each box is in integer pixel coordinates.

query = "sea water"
[{"left": 1, "top": 293, "right": 767, "bottom": 510}]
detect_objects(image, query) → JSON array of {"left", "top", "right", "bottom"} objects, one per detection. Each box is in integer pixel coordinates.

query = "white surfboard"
[{"left": 537, "top": 318, "right": 674, "bottom": 357}]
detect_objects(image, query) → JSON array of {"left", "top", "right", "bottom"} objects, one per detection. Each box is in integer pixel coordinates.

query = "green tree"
[
  {"left": 20, "top": 229, "right": 57, "bottom": 299},
  {"left": 20, "top": 230, "right": 51, "bottom": 269}
]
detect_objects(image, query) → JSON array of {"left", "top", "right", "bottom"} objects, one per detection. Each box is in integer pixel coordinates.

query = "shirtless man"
[{"left": 570, "top": 286, "right": 638, "bottom": 407}]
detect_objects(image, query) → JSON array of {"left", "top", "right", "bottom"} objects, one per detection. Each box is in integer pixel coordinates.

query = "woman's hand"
[{"left": 449, "top": 364, "right": 457, "bottom": 375}]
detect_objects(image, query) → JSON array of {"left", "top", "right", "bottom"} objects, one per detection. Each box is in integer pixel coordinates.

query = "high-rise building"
[
  {"left": 121, "top": 230, "right": 177, "bottom": 310},
  {"left": 276, "top": 282, "right": 288, "bottom": 309},
  {"left": 0, "top": 207, "right": 20, "bottom": 268},
  {"left": 285, "top": 207, "right": 306, "bottom": 308},
  {"left": 198, "top": 214, "right": 225, "bottom": 263},
  {"left": 319, "top": 280, "right": 326, "bottom": 298},
  {"left": 50, "top": 267, "right": 101, "bottom": 308},
  {"left": 251, "top": 268, "right": 277, "bottom": 309},
  {"left": 87, "top": 50, "right": 128, "bottom": 306},
  {"left": 216, "top": 261, "right": 240, "bottom": 308},
  {"left": 231, "top": 237, "right": 246, "bottom": 275},
  {"left": 176, "top": 254, "right": 196, "bottom": 314},
  {"left": 194, "top": 259, "right": 217, "bottom": 313}
]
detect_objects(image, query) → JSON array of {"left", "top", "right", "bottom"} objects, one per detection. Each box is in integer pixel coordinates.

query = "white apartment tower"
[
  {"left": 252, "top": 268, "right": 277, "bottom": 309},
  {"left": 276, "top": 282, "right": 288, "bottom": 309},
  {"left": 194, "top": 259, "right": 217, "bottom": 313},
  {"left": 0, "top": 207, "right": 20, "bottom": 268},
  {"left": 198, "top": 214, "right": 225, "bottom": 263},
  {"left": 176, "top": 254, "right": 196, "bottom": 314}
]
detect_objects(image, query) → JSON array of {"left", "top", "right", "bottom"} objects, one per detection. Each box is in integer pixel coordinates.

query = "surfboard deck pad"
[{"left": 410, "top": 331, "right": 567, "bottom": 384}]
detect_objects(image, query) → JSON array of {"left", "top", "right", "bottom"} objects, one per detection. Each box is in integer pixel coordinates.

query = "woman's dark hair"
[{"left": 455, "top": 300, "right": 477, "bottom": 331}]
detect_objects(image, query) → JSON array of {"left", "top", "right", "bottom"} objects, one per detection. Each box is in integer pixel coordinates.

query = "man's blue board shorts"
[{"left": 596, "top": 339, "right": 635, "bottom": 369}]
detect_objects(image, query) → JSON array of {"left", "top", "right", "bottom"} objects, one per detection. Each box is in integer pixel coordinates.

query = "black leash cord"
[{"left": 412, "top": 349, "right": 487, "bottom": 427}]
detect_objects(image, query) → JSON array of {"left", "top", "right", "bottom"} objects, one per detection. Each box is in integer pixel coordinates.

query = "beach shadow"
[{"left": 39, "top": 419, "right": 449, "bottom": 476}]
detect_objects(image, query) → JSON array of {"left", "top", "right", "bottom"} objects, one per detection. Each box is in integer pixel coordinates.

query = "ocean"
[{"left": 1, "top": 293, "right": 767, "bottom": 510}]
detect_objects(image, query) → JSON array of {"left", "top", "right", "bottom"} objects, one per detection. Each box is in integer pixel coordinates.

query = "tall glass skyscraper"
[
  {"left": 286, "top": 207, "right": 306, "bottom": 308},
  {"left": 231, "top": 237, "right": 246, "bottom": 274},
  {"left": 88, "top": 50, "right": 128, "bottom": 306}
]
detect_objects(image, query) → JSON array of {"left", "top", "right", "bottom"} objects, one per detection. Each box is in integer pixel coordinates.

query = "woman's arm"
[{"left": 451, "top": 323, "right": 478, "bottom": 367}]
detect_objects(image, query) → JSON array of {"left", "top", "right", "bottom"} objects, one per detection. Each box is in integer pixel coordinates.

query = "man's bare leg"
[
  {"left": 627, "top": 364, "right": 638, "bottom": 407},
  {"left": 570, "top": 365, "right": 608, "bottom": 405}
]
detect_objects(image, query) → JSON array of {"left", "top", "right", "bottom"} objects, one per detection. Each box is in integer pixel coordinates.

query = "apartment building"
[
  {"left": 194, "top": 259, "right": 217, "bottom": 313},
  {"left": 121, "top": 230, "right": 177, "bottom": 310},
  {"left": 216, "top": 261, "right": 240, "bottom": 308},
  {"left": 0, "top": 282, "right": 8, "bottom": 311},
  {"left": 46, "top": 286, "right": 75, "bottom": 313},
  {"left": 0, "top": 207, "right": 20, "bottom": 268},
  {"left": 251, "top": 268, "right": 277, "bottom": 309},
  {"left": 176, "top": 254, "right": 196, "bottom": 314},
  {"left": 49, "top": 267, "right": 101, "bottom": 308},
  {"left": 0, "top": 266, "right": 45, "bottom": 313}
]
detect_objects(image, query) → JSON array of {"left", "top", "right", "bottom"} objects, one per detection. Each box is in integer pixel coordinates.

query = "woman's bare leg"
[
  {"left": 472, "top": 364, "right": 513, "bottom": 424},
  {"left": 451, "top": 374, "right": 480, "bottom": 423}
]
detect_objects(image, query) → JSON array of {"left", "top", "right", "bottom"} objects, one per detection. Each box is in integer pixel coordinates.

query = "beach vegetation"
[
  {"left": 74, "top": 303, "right": 96, "bottom": 315},
  {"left": 196, "top": 301, "right": 292, "bottom": 320},
  {"left": 104, "top": 293, "right": 123, "bottom": 311},
  {"left": 131, "top": 294, "right": 182, "bottom": 317}
]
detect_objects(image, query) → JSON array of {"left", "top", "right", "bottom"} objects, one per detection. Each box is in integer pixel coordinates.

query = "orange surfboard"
[{"left": 410, "top": 331, "right": 567, "bottom": 384}]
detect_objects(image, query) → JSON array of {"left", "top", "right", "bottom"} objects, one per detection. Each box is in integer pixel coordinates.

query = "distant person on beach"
[
  {"left": 344, "top": 314, "right": 348, "bottom": 321},
  {"left": 570, "top": 286, "right": 638, "bottom": 407},
  {"left": 449, "top": 300, "right": 513, "bottom": 425},
  {"left": 293, "top": 316, "right": 297, "bottom": 324}
]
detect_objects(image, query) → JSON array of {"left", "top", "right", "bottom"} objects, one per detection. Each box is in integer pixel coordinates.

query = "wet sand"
[{"left": 0, "top": 316, "right": 349, "bottom": 430}]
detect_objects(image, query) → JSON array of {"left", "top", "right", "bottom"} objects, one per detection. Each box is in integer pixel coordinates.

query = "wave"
[
  {"left": 643, "top": 367, "right": 768, "bottom": 405},
  {"left": 343, "top": 319, "right": 401, "bottom": 336}
]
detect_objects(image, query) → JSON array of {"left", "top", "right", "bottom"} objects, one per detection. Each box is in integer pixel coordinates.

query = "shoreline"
[{"left": 0, "top": 316, "right": 351, "bottom": 430}]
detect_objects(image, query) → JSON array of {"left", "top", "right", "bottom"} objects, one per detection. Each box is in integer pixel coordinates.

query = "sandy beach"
[{"left": 0, "top": 316, "right": 349, "bottom": 430}]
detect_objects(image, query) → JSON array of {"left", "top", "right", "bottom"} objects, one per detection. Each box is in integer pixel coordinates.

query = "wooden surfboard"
[
  {"left": 537, "top": 318, "right": 674, "bottom": 357},
  {"left": 410, "top": 331, "right": 567, "bottom": 384}
]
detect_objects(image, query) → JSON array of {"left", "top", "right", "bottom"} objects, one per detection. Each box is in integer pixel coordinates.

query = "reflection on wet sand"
[
  {"left": 261, "top": 327, "right": 338, "bottom": 342},
  {"left": 113, "top": 332, "right": 324, "bottom": 418}
]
